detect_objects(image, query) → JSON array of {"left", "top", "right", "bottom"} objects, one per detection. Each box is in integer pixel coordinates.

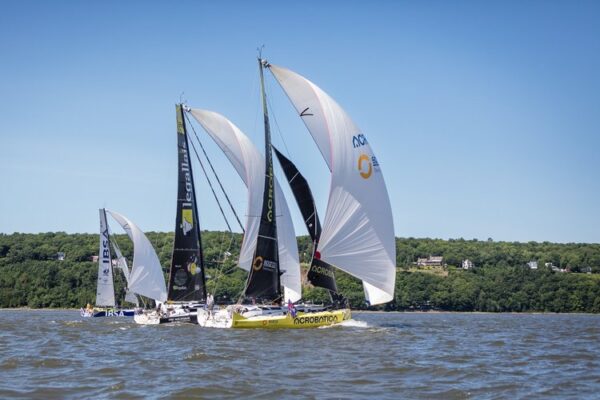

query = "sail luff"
[
  {"left": 167, "top": 104, "right": 207, "bottom": 302},
  {"left": 243, "top": 58, "right": 281, "bottom": 302},
  {"left": 96, "top": 208, "right": 116, "bottom": 307}
]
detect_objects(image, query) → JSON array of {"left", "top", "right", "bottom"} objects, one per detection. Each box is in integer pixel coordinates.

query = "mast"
[
  {"left": 243, "top": 58, "right": 281, "bottom": 303},
  {"left": 96, "top": 208, "right": 116, "bottom": 307},
  {"left": 167, "top": 104, "right": 207, "bottom": 303}
]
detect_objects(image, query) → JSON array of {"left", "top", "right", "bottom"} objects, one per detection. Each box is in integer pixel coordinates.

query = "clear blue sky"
[{"left": 1, "top": 1, "right": 599, "bottom": 243}]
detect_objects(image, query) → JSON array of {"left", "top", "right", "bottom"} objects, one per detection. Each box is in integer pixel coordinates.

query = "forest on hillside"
[{"left": 1, "top": 232, "right": 599, "bottom": 312}]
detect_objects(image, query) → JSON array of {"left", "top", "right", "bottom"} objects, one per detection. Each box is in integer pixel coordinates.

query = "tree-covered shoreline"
[{"left": 1, "top": 232, "right": 599, "bottom": 312}]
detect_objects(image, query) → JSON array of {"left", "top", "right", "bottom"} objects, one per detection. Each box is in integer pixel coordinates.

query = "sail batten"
[{"left": 269, "top": 64, "right": 396, "bottom": 305}]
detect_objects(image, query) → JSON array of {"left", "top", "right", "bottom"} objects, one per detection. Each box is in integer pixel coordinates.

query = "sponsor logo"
[
  {"left": 174, "top": 268, "right": 188, "bottom": 287},
  {"left": 266, "top": 164, "right": 274, "bottom": 222},
  {"left": 352, "top": 134, "right": 368, "bottom": 148},
  {"left": 182, "top": 208, "right": 193, "bottom": 235},
  {"left": 253, "top": 256, "right": 264, "bottom": 271},
  {"left": 106, "top": 310, "right": 125, "bottom": 317},
  {"left": 310, "top": 264, "right": 335, "bottom": 279},
  {"left": 358, "top": 154, "right": 373, "bottom": 179},
  {"left": 293, "top": 315, "right": 339, "bottom": 325},
  {"left": 263, "top": 259, "right": 277, "bottom": 271}
]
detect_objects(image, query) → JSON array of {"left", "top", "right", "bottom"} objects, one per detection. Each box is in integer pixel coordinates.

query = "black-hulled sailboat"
[{"left": 133, "top": 104, "right": 207, "bottom": 324}]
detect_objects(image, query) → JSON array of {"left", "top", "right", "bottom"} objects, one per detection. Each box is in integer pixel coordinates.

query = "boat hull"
[
  {"left": 231, "top": 308, "right": 351, "bottom": 329},
  {"left": 81, "top": 308, "right": 135, "bottom": 318}
]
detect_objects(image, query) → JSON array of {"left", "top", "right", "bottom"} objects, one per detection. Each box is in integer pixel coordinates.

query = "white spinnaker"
[
  {"left": 269, "top": 64, "right": 396, "bottom": 305},
  {"left": 189, "top": 108, "right": 301, "bottom": 302},
  {"left": 96, "top": 209, "right": 116, "bottom": 307},
  {"left": 106, "top": 210, "right": 168, "bottom": 303}
]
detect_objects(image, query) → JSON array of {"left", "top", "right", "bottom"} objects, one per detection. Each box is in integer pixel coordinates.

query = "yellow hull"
[{"left": 231, "top": 309, "right": 352, "bottom": 329}]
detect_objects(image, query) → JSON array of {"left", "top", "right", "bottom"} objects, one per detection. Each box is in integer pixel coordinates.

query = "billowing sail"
[
  {"left": 110, "top": 239, "right": 139, "bottom": 306},
  {"left": 188, "top": 108, "right": 302, "bottom": 303},
  {"left": 107, "top": 210, "right": 168, "bottom": 303},
  {"left": 96, "top": 208, "right": 116, "bottom": 307},
  {"left": 168, "top": 105, "right": 207, "bottom": 302},
  {"left": 269, "top": 64, "right": 396, "bottom": 305},
  {"left": 272, "top": 147, "right": 339, "bottom": 296}
]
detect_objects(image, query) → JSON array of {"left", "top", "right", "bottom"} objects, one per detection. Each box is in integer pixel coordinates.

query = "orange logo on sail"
[
  {"left": 358, "top": 154, "right": 372, "bottom": 179},
  {"left": 252, "top": 256, "right": 264, "bottom": 271}
]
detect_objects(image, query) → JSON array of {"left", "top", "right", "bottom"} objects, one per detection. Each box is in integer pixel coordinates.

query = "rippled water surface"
[{"left": 1, "top": 311, "right": 599, "bottom": 399}]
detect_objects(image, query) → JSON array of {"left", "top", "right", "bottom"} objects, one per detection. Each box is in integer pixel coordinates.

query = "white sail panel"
[
  {"left": 109, "top": 236, "right": 139, "bottom": 306},
  {"left": 270, "top": 64, "right": 396, "bottom": 305},
  {"left": 96, "top": 209, "right": 116, "bottom": 307},
  {"left": 107, "top": 210, "right": 168, "bottom": 303},
  {"left": 189, "top": 108, "right": 301, "bottom": 302}
]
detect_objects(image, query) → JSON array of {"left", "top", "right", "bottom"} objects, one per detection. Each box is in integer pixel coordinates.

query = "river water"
[{"left": 0, "top": 310, "right": 599, "bottom": 399}]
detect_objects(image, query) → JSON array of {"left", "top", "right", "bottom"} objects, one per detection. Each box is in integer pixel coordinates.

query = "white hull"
[{"left": 133, "top": 304, "right": 199, "bottom": 325}]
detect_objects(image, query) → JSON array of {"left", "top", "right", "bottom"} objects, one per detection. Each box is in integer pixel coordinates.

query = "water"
[{"left": 1, "top": 311, "right": 599, "bottom": 399}]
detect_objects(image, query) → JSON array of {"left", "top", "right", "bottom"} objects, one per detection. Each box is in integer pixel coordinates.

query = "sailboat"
[
  {"left": 133, "top": 104, "right": 208, "bottom": 324},
  {"left": 187, "top": 107, "right": 302, "bottom": 327},
  {"left": 190, "top": 57, "right": 394, "bottom": 328},
  {"left": 81, "top": 208, "right": 155, "bottom": 318}
]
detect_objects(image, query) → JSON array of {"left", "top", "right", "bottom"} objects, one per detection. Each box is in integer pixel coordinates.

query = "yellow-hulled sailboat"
[{"left": 189, "top": 56, "right": 396, "bottom": 328}]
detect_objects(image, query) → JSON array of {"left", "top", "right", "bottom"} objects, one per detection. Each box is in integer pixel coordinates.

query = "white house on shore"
[{"left": 462, "top": 259, "right": 475, "bottom": 270}]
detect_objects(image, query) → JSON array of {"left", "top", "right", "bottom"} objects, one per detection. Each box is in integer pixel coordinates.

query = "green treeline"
[{"left": 1, "top": 232, "right": 599, "bottom": 312}]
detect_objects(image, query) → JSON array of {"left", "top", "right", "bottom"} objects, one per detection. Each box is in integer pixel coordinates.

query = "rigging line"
[
  {"left": 184, "top": 112, "right": 245, "bottom": 233},
  {"left": 187, "top": 134, "right": 234, "bottom": 233}
]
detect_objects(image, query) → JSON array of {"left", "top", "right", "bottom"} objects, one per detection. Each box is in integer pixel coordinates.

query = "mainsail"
[
  {"left": 107, "top": 210, "right": 168, "bottom": 303},
  {"left": 268, "top": 63, "right": 396, "bottom": 305},
  {"left": 96, "top": 208, "right": 116, "bottom": 307},
  {"left": 243, "top": 59, "right": 281, "bottom": 302},
  {"left": 188, "top": 108, "right": 301, "bottom": 302},
  {"left": 168, "top": 104, "right": 207, "bottom": 302}
]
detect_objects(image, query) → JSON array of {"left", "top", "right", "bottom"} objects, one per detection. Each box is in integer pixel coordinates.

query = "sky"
[{"left": 1, "top": 1, "right": 599, "bottom": 243}]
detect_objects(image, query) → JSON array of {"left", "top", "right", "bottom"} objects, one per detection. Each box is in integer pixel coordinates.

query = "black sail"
[
  {"left": 272, "top": 147, "right": 340, "bottom": 296},
  {"left": 244, "top": 59, "right": 281, "bottom": 303},
  {"left": 167, "top": 104, "right": 207, "bottom": 302}
]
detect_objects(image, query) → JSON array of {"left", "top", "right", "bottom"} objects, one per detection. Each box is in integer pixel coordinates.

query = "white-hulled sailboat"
[{"left": 134, "top": 105, "right": 208, "bottom": 325}]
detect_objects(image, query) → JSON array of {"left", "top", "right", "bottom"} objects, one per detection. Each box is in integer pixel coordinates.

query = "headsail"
[
  {"left": 188, "top": 108, "right": 301, "bottom": 302},
  {"left": 107, "top": 210, "right": 168, "bottom": 303},
  {"left": 272, "top": 147, "right": 340, "bottom": 297},
  {"left": 110, "top": 238, "right": 139, "bottom": 306},
  {"left": 168, "top": 104, "right": 207, "bottom": 302},
  {"left": 96, "top": 208, "right": 116, "bottom": 307},
  {"left": 269, "top": 63, "right": 396, "bottom": 305}
]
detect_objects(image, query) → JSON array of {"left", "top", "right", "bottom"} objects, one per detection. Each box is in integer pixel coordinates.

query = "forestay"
[
  {"left": 107, "top": 210, "right": 168, "bottom": 303},
  {"left": 189, "top": 108, "right": 301, "bottom": 302},
  {"left": 269, "top": 64, "right": 396, "bottom": 305}
]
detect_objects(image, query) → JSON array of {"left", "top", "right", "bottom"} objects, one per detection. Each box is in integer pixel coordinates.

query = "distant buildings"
[
  {"left": 527, "top": 261, "right": 538, "bottom": 270},
  {"left": 462, "top": 259, "right": 475, "bottom": 270},
  {"left": 56, "top": 252, "right": 65, "bottom": 261},
  {"left": 417, "top": 256, "right": 445, "bottom": 267}
]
